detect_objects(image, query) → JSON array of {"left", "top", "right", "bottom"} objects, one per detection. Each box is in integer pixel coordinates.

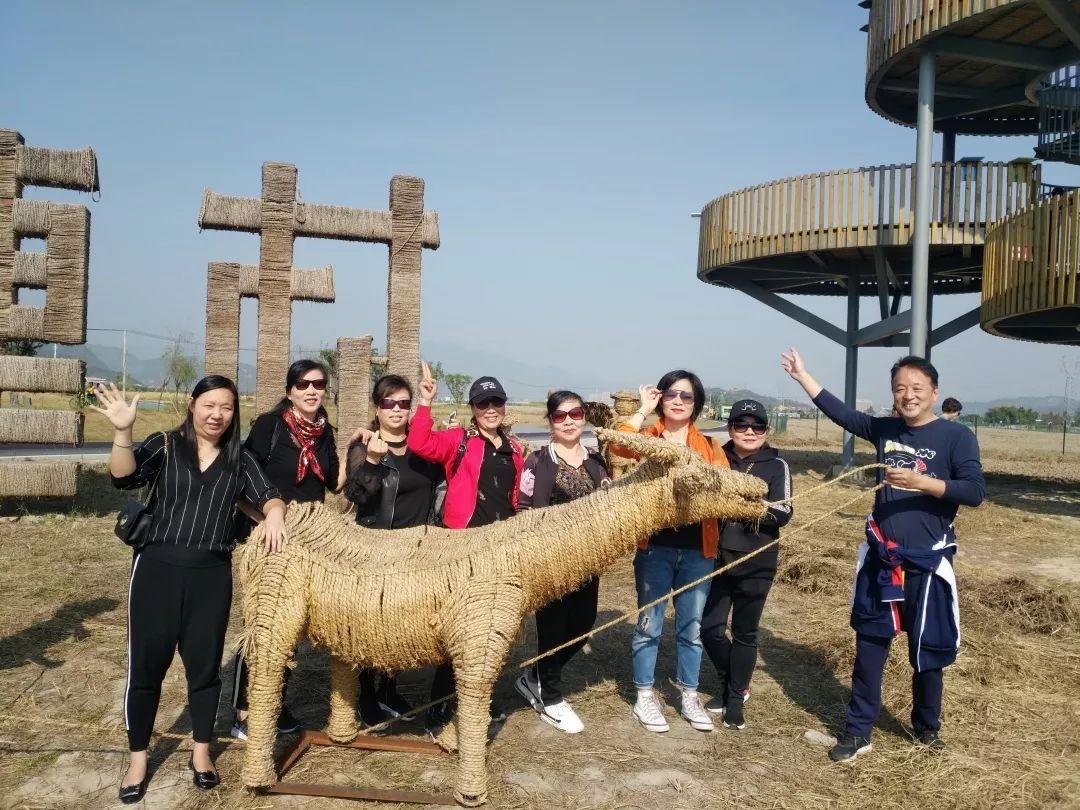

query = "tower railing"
[{"left": 698, "top": 160, "right": 1039, "bottom": 270}]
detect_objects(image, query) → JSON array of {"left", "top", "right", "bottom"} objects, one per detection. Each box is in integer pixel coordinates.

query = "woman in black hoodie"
[{"left": 700, "top": 399, "right": 793, "bottom": 730}]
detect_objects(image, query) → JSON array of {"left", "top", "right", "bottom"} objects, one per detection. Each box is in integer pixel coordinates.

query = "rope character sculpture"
[{"left": 238, "top": 429, "right": 767, "bottom": 806}]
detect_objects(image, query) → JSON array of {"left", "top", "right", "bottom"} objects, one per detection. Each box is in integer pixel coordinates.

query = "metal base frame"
[{"left": 265, "top": 729, "right": 456, "bottom": 805}]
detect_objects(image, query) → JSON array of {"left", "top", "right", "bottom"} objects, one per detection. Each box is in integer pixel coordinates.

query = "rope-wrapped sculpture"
[{"left": 238, "top": 429, "right": 767, "bottom": 806}]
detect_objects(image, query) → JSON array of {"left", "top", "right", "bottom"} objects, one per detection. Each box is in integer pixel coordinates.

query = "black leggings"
[
  {"left": 124, "top": 549, "right": 232, "bottom": 751},
  {"left": 700, "top": 570, "right": 773, "bottom": 699},
  {"left": 531, "top": 576, "right": 599, "bottom": 704}
]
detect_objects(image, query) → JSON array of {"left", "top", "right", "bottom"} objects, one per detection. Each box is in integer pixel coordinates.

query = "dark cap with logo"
[
  {"left": 468, "top": 376, "right": 508, "bottom": 405},
  {"left": 728, "top": 399, "right": 768, "bottom": 425}
]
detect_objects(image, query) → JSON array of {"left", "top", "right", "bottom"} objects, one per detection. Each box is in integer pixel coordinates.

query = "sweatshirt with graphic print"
[{"left": 813, "top": 388, "right": 985, "bottom": 551}]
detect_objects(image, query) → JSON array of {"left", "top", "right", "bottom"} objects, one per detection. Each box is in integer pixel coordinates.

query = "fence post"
[{"left": 815, "top": 409, "right": 820, "bottom": 440}]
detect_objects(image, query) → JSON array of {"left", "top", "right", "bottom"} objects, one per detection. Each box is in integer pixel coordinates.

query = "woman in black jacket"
[
  {"left": 344, "top": 373, "right": 443, "bottom": 726},
  {"left": 93, "top": 376, "right": 287, "bottom": 803},
  {"left": 700, "top": 399, "right": 793, "bottom": 730},
  {"left": 513, "top": 390, "right": 610, "bottom": 735},
  {"left": 230, "top": 359, "right": 342, "bottom": 740}
]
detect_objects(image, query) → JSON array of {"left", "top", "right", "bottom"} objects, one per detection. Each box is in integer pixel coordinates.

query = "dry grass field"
[{"left": 0, "top": 420, "right": 1076, "bottom": 809}]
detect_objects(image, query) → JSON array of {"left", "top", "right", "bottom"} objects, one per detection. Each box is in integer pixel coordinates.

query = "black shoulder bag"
[{"left": 114, "top": 432, "right": 169, "bottom": 548}]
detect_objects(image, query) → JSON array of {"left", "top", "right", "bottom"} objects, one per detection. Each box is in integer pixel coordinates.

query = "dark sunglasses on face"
[
  {"left": 550, "top": 406, "right": 586, "bottom": 424},
  {"left": 731, "top": 421, "right": 767, "bottom": 436},
  {"left": 379, "top": 398, "right": 411, "bottom": 411},
  {"left": 473, "top": 398, "right": 506, "bottom": 410},
  {"left": 294, "top": 379, "right": 327, "bottom": 391},
  {"left": 662, "top": 389, "right": 695, "bottom": 403}
]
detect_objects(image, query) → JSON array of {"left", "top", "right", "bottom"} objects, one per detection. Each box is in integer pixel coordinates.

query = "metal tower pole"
[
  {"left": 910, "top": 49, "right": 936, "bottom": 357},
  {"left": 844, "top": 271, "right": 859, "bottom": 467}
]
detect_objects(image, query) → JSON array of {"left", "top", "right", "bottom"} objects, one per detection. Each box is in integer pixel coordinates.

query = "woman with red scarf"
[{"left": 230, "top": 359, "right": 341, "bottom": 740}]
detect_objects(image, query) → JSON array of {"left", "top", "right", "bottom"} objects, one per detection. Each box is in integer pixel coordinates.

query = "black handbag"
[{"left": 114, "top": 432, "right": 168, "bottom": 548}]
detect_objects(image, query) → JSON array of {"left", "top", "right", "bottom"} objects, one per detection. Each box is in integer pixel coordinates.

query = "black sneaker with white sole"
[
  {"left": 722, "top": 697, "right": 746, "bottom": 730},
  {"left": 829, "top": 734, "right": 873, "bottom": 762},
  {"left": 915, "top": 730, "right": 946, "bottom": 751},
  {"left": 276, "top": 707, "right": 302, "bottom": 734}
]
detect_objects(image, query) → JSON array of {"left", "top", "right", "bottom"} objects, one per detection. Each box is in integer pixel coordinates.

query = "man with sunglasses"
[{"left": 700, "top": 400, "right": 792, "bottom": 731}]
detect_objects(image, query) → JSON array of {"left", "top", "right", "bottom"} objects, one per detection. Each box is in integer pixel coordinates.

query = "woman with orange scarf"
[{"left": 612, "top": 369, "right": 728, "bottom": 735}]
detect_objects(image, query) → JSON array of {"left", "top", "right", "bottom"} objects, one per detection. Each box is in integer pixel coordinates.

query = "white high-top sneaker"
[
  {"left": 633, "top": 689, "right": 670, "bottom": 733},
  {"left": 680, "top": 690, "right": 714, "bottom": 732}
]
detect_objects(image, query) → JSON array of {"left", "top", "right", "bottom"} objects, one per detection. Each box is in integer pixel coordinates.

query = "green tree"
[
  {"left": 161, "top": 337, "right": 198, "bottom": 408},
  {"left": 444, "top": 373, "right": 471, "bottom": 404},
  {"left": 0, "top": 339, "right": 44, "bottom": 356},
  {"left": 318, "top": 347, "right": 340, "bottom": 405}
]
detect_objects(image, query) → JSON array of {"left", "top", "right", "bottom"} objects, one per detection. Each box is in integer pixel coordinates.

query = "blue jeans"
[{"left": 631, "top": 545, "right": 714, "bottom": 691}]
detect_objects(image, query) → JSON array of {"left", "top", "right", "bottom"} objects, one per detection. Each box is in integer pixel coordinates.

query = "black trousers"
[
  {"left": 846, "top": 633, "right": 944, "bottom": 738},
  {"left": 700, "top": 562, "right": 774, "bottom": 701},
  {"left": 124, "top": 549, "right": 232, "bottom": 751},
  {"left": 531, "top": 576, "right": 599, "bottom": 705}
]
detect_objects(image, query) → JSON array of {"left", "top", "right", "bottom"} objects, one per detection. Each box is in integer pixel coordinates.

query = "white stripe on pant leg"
[
  {"left": 232, "top": 648, "right": 245, "bottom": 709},
  {"left": 123, "top": 553, "right": 142, "bottom": 731}
]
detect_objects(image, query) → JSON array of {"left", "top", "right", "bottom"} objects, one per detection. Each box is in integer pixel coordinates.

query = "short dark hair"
[
  {"left": 941, "top": 397, "right": 962, "bottom": 414},
  {"left": 655, "top": 369, "right": 706, "bottom": 422},
  {"left": 890, "top": 355, "right": 939, "bottom": 388},
  {"left": 270, "top": 359, "right": 332, "bottom": 422},
  {"left": 545, "top": 390, "right": 583, "bottom": 419},
  {"left": 178, "top": 375, "right": 242, "bottom": 472}
]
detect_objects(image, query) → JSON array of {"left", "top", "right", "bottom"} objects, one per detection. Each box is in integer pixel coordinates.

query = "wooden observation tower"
[{"left": 697, "top": 0, "right": 1080, "bottom": 464}]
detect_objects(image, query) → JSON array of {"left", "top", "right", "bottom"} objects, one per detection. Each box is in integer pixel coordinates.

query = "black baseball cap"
[
  {"left": 468, "top": 376, "right": 507, "bottom": 405},
  {"left": 728, "top": 399, "right": 768, "bottom": 425}
]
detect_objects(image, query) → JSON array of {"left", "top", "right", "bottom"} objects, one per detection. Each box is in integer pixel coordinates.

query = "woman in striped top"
[{"left": 93, "top": 376, "right": 287, "bottom": 804}]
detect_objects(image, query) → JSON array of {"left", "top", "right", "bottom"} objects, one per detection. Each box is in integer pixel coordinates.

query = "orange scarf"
[{"left": 614, "top": 418, "right": 729, "bottom": 558}]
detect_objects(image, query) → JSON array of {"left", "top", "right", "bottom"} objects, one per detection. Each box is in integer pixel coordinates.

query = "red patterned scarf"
[{"left": 282, "top": 408, "right": 326, "bottom": 484}]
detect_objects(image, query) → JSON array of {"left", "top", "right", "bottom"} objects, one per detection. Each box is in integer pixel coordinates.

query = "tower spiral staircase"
[{"left": 697, "top": 0, "right": 1080, "bottom": 461}]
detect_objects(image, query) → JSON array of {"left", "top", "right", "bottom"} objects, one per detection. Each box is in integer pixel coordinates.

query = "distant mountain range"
[{"left": 37, "top": 343, "right": 1076, "bottom": 414}]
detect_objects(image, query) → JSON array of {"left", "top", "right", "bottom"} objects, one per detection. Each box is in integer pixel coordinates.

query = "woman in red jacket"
[{"left": 407, "top": 362, "right": 524, "bottom": 728}]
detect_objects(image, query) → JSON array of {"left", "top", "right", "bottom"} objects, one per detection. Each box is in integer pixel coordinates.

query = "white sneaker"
[
  {"left": 633, "top": 690, "right": 670, "bottom": 733},
  {"left": 539, "top": 700, "right": 585, "bottom": 734},
  {"left": 680, "top": 691, "right": 714, "bottom": 732}
]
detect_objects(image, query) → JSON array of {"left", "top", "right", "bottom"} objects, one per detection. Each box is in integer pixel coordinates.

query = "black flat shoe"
[
  {"left": 188, "top": 756, "right": 220, "bottom": 790},
  {"left": 118, "top": 777, "right": 147, "bottom": 804}
]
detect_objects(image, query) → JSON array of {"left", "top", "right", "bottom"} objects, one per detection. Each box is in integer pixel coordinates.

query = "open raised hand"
[
  {"left": 780, "top": 347, "right": 806, "bottom": 379},
  {"left": 88, "top": 383, "right": 141, "bottom": 431},
  {"left": 418, "top": 360, "right": 438, "bottom": 405}
]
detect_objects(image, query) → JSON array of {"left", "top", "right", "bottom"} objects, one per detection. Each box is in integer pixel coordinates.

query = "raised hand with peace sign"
[{"left": 418, "top": 360, "right": 438, "bottom": 406}]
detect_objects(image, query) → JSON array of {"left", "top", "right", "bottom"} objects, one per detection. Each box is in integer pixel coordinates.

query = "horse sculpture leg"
[
  {"left": 240, "top": 592, "right": 306, "bottom": 789},
  {"left": 326, "top": 655, "right": 360, "bottom": 742},
  {"left": 444, "top": 578, "right": 524, "bottom": 807}
]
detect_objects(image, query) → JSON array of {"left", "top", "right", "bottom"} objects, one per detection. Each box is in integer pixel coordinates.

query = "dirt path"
[{"left": 0, "top": 457, "right": 1078, "bottom": 809}]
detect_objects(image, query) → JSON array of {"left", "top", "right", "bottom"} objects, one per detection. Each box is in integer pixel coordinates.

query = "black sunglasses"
[
  {"left": 294, "top": 379, "right": 327, "bottom": 391},
  {"left": 730, "top": 421, "right": 767, "bottom": 436},
  {"left": 378, "top": 398, "right": 411, "bottom": 411},
  {"left": 473, "top": 397, "right": 506, "bottom": 410}
]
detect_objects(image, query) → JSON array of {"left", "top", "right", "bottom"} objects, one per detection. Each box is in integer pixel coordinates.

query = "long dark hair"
[
  {"left": 368, "top": 374, "right": 413, "bottom": 431},
  {"left": 654, "top": 369, "right": 706, "bottom": 422},
  {"left": 271, "top": 359, "right": 331, "bottom": 423},
  {"left": 177, "top": 375, "right": 242, "bottom": 471}
]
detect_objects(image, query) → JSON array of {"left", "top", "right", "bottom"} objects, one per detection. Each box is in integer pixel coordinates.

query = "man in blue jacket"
[{"left": 781, "top": 348, "right": 985, "bottom": 762}]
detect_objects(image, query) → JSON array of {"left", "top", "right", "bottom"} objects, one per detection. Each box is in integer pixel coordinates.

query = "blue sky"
[{"left": 6, "top": 1, "right": 1078, "bottom": 405}]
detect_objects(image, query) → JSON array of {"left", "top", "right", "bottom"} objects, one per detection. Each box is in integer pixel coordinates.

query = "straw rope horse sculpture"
[{"left": 238, "top": 429, "right": 768, "bottom": 806}]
